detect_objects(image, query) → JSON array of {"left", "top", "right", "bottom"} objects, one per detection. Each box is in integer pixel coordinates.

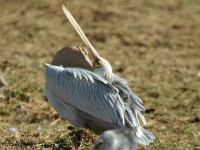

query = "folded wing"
[
  {"left": 45, "top": 65, "right": 125, "bottom": 128},
  {"left": 45, "top": 65, "right": 155, "bottom": 144}
]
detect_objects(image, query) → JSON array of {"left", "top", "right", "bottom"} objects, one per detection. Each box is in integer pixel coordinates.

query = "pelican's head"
[
  {"left": 51, "top": 46, "right": 113, "bottom": 82},
  {"left": 61, "top": 5, "right": 113, "bottom": 82},
  {"left": 92, "top": 129, "right": 137, "bottom": 150},
  {"left": 92, "top": 54, "right": 113, "bottom": 82}
]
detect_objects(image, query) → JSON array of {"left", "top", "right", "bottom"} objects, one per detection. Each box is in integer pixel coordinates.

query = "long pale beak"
[{"left": 62, "top": 4, "right": 100, "bottom": 59}]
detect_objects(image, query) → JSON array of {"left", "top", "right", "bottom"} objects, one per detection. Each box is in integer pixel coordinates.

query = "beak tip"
[{"left": 43, "top": 63, "right": 49, "bottom": 67}]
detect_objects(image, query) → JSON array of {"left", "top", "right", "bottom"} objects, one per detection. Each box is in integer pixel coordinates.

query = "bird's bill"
[{"left": 61, "top": 4, "right": 101, "bottom": 59}]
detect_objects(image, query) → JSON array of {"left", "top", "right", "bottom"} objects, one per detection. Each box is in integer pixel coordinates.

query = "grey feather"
[
  {"left": 112, "top": 75, "right": 146, "bottom": 125},
  {"left": 45, "top": 64, "right": 155, "bottom": 145},
  {"left": 45, "top": 65, "right": 125, "bottom": 127}
]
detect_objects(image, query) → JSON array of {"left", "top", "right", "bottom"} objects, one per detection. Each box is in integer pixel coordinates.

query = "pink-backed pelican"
[{"left": 45, "top": 5, "right": 155, "bottom": 146}]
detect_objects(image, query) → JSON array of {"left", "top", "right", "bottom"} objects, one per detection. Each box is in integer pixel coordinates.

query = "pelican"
[{"left": 45, "top": 5, "right": 155, "bottom": 146}]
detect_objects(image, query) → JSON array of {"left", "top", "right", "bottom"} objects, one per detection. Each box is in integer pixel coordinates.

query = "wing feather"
[
  {"left": 45, "top": 65, "right": 155, "bottom": 144},
  {"left": 45, "top": 65, "right": 125, "bottom": 127},
  {"left": 113, "top": 75, "right": 147, "bottom": 125}
]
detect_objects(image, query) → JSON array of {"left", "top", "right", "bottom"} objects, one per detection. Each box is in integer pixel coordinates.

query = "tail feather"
[{"left": 136, "top": 126, "right": 155, "bottom": 145}]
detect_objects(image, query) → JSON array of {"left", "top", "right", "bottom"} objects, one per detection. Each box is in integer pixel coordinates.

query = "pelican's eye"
[
  {"left": 95, "top": 59, "right": 102, "bottom": 68},
  {"left": 93, "top": 139, "right": 104, "bottom": 149}
]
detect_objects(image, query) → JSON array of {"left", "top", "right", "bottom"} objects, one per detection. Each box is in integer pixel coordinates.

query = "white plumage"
[
  {"left": 45, "top": 4, "right": 155, "bottom": 147},
  {"left": 45, "top": 64, "right": 154, "bottom": 145}
]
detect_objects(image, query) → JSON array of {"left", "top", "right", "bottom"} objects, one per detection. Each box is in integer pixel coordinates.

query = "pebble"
[
  {"left": 0, "top": 77, "right": 7, "bottom": 87},
  {"left": 16, "top": 105, "right": 28, "bottom": 112},
  {"left": 9, "top": 127, "right": 18, "bottom": 133},
  {"left": 37, "top": 126, "right": 42, "bottom": 132},
  {"left": 54, "top": 144, "right": 59, "bottom": 148},
  {"left": 197, "top": 72, "right": 200, "bottom": 77}
]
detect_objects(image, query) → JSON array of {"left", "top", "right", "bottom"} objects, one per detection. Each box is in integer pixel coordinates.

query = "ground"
[{"left": 0, "top": 0, "right": 200, "bottom": 149}]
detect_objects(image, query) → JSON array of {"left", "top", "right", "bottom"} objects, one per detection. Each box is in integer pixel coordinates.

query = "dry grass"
[{"left": 0, "top": 0, "right": 200, "bottom": 149}]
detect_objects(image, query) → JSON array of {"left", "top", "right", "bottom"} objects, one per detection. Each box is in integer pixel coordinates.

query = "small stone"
[
  {"left": 54, "top": 144, "right": 59, "bottom": 148},
  {"left": 0, "top": 77, "right": 7, "bottom": 87},
  {"left": 16, "top": 105, "right": 28, "bottom": 112},
  {"left": 145, "top": 108, "right": 155, "bottom": 113},
  {"left": 197, "top": 72, "right": 200, "bottom": 77},
  {"left": 9, "top": 127, "right": 18, "bottom": 133},
  {"left": 0, "top": 94, "right": 5, "bottom": 100},
  {"left": 116, "top": 67, "right": 124, "bottom": 73},
  {"left": 37, "top": 126, "right": 42, "bottom": 132},
  {"left": 189, "top": 117, "right": 200, "bottom": 123}
]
